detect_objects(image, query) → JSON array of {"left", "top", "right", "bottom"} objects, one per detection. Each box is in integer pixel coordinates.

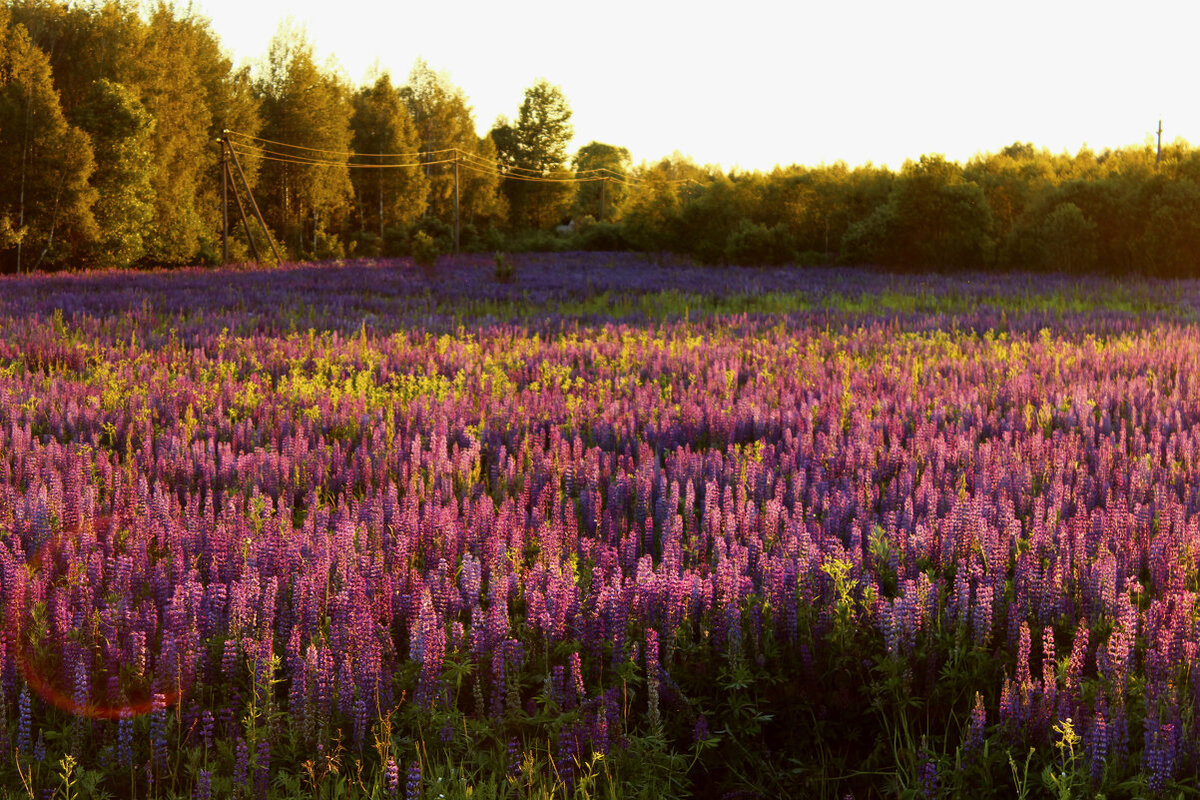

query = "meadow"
[{"left": 3, "top": 253, "right": 1200, "bottom": 799}]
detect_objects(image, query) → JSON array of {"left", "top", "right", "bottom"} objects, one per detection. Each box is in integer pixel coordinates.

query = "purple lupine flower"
[
  {"left": 385, "top": 757, "right": 399, "bottom": 796},
  {"left": 233, "top": 737, "right": 249, "bottom": 788},
  {"left": 117, "top": 713, "right": 134, "bottom": 766},
  {"left": 194, "top": 769, "right": 212, "bottom": 800},
  {"left": 150, "top": 693, "right": 168, "bottom": 770},
  {"left": 17, "top": 687, "right": 31, "bottom": 756},
  {"left": 1108, "top": 699, "right": 1129, "bottom": 769},
  {"left": 918, "top": 744, "right": 939, "bottom": 799},
  {"left": 693, "top": 714, "right": 709, "bottom": 744},
  {"left": 506, "top": 737, "right": 521, "bottom": 777},
  {"left": 1143, "top": 716, "right": 1176, "bottom": 794},
  {"left": 200, "top": 710, "right": 215, "bottom": 751},
  {"left": 254, "top": 739, "right": 270, "bottom": 798},
  {"left": 1084, "top": 698, "right": 1107, "bottom": 783},
  {"left": 405, "top": 760, "right": 421, "bottom": 800},
  {"left": 72, "top": 651, "right": 90, "bottom": 714}
]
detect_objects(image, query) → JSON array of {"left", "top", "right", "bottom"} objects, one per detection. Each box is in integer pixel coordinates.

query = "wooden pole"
[
  {"left": 453, "top": 150, "right": 461, "bottom": 255},
  {"left": 1157, "top": 119, "right": 1163, "bottom": 167},
  {"left": 224, "top": 140, "right": 261, "bottom": 264},
  {"left": 220, "top": 138, "right": 229, "bottom": 264},
  {"left": 600, "top": 177, "right": 607, "bottom": 222},
  {"left": 226, "top": 137, "right": 283, "bottom": 264}
]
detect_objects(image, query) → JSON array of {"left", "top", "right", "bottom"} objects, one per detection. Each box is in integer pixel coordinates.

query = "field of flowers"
[{"left": 2, "top": 253, "right": 1200, "bottom": 798}]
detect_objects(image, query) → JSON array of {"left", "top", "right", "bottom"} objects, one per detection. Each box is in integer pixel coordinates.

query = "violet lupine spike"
[{"left": 405, "top": 760, "right": 421, "bottom": 800}]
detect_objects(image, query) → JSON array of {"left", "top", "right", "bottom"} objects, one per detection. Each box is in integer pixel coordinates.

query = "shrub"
[
  {"left": 724, "top": 220, "right": 795, "bottom": 266},
  {"left": 348, "top": 231, "right": 382, "bottom": 259},
  {"left": 412, "top": 230, "right": 440, "bottom": 274},
  {"left": 577, "top": 221, "right": 630, "bottom": 251},
  {"left": 493, "top": 251, "right": 514, "bottom": 283}
]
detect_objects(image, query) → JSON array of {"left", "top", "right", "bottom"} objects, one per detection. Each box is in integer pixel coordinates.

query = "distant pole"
[
  {"left": 227, "top": 137, "right": 283, "bottom": 264},
  {"left": 220, "top": 138, "right": 229, "bottom": 264},
  {"left": 600, "top": 177, "right": 607, "bottom": 222},
  {"left": 224, "top": 141, "right": 262, "bottom": 264},
  {"left": 453, "top": 150, "right": 460, "bottom": 255},
  {"left": 1156, "top": 119, "right": 1163, "bottom": 167}
]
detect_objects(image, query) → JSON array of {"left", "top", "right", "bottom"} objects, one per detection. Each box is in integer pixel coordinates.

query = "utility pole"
[
  {"left": 220, "top": 138, "right": 229, "bottom": 264},
  {"left": 225, "top": 134, "right": 283, "bottom": 265},
  {"left": 223, "top": 140, "right": 261, "bottom": 264},
  {"left": 1156, "top": 119, "right": 1163, "bottom": 167},
  {"left": 453, "top": 149, "right": 460, "bottom": 255}
]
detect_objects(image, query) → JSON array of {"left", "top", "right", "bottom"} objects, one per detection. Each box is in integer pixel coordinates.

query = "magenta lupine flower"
[
  {"left": 569, "top": 651, "right": 585, "bottom": 699},
  {"left": 385, "top": 757, "right": 399, "bottom": 796}
]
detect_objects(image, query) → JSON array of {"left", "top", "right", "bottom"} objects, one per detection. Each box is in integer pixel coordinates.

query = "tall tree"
[
  {"left": 492, "top": 78, "right": 576, "bottom": 229},
  {"left": 0, "top": 9, "right": 96, "bottom": 272},
  {"left": 136, "top": 4, "right": 223, "bottom": 263},
  {"left": 401, "top": 60, "right": 503, "bottom": 228},
  {"left": 256, "top": 22, "right": 353, "bottom": 257},
  {"left": 571, "top": 141, "right": 630, "bottom": 222},
  {"left": 620, "top": 154, "right": 706, "bottom": 253},
  {"left": 350, "top": 74, "right": 428, "bottom": 236},
  {"left": 73, "top": 78, "right": 154, "bottom": 268}
]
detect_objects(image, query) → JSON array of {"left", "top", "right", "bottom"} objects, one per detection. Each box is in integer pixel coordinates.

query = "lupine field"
[{"left": 5, "top": 253, "right": 1200, "bottom": 799}]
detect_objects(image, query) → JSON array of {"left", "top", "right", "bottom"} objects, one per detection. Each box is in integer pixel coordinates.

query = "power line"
[
  {"left": 225, "top": 129, "right": 454, "bottom": 159},
  {"left": 224, "top": 129, "right": 698, "bottom": 187},
  {"left": 229, "top": 144, "right": 454, "bottom": 170}
]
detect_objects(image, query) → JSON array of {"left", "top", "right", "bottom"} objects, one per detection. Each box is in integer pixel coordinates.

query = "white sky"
[{"left": 188, "top": 0, "right": 1200, "bottom": 172}]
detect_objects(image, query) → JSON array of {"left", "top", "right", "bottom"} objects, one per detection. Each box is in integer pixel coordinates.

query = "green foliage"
[
  {"left": 493, "top": 79, "right": 577, "bottom": 229},
  {"left": 572, "top": 142, "right": 632, "bottom": 222},
  {"left": 493, "top": 250, "right": 514, "bottom": 283},
  {"left": 257, "top": 21, "right": 353, "bottom": 253},
  {"left": 350, "top": 73, "right": 428, "bottom": 236},
  {"left": 412, "top": 229, "right": 440, "bottom": 271},
  {"left": 0, "top": 9, "right": 96, "bottom": 273},
  {"left": 859, "top": 154, "right": 994, "bottom": 269},
  {"left": 1138, "top": 179, "right": 1200, "bottom": 277},
  {"left": 575, "top": 221, "right": 630, "bottom": 251},
  {"left": 402, "top": 60, "right": 505, "bottom": 229},
  {"left": 12, "top": 4, "right": 1200, "bottom": 274},
  {"left": 724, "top": 219, "right": 794, "bottom": 266},
  {"left": 1032, "top": 202, "right": 1098, "bottom": 273},
  {"left": 73, "top": 77, "right": 155, "bottom": 268}
]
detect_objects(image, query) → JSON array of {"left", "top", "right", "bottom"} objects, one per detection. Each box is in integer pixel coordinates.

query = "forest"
[{"left": 4, "top": 0, "right": 1200, "bottom": 275}]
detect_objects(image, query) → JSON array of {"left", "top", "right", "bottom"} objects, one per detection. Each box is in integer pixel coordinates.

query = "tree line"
[{"left": 4, "top": 0, "right": 1200, "bottom": 276}]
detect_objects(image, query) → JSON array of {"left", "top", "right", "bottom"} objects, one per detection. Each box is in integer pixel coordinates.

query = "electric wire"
[
  {"left": 225, "top": 129, "right": 455, "bottom": 159},
  {"left": 225, "top": 130, "right": 695, "bottom": 186}
]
